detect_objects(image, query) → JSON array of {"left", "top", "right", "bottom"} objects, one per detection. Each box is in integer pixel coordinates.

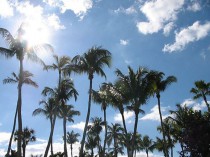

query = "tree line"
[{"left": 1, "top": 25, "right": 210, "bottom": 157}]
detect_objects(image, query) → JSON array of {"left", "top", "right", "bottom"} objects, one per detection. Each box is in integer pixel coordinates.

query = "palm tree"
[
  {"left": 14, "top": 127, "right": 36, "bottom": 157},
  {"left": 107, "top": 123, "right": 124, "bottom": 157},
  {"left": 58, "top": 104, "right": 80, "bottom": 157},
  {"left": 92, "top": 85, "right": 110, "bottom": 157},
  {"left": 190, "top": 80, "right": 210, "bottom": 112},
  {"left": 3, "top": 71, "right": 38, "bottom": 156},
  {"left": 0, "top": 25, "right": 52, "bottom": 156},
  {"left": 148, "top": 70, "right": 177, "bottom": 157},
  {"left": 85, "top": 134, "right": 98, "bottom": 157},
  {"left": 154, "top": 137, "right": 170, "bottom": 156},
  {"left": 41, "top": 78, "right": 78, "bottom": 157},
  {"left": 140, "top": 135, "right": 154, "bottom": 157},
  {"left": 115, "top": 66, "right": 151, "bottom": 157},
  {"left": 71, "top": 46, "right": 111, "bottom": 156},
  {"left": 67, "top": 131, "right": 80, "bottom": 157},
  {"left": 32, "top": 98, "right": 57, "bottom": 156}
]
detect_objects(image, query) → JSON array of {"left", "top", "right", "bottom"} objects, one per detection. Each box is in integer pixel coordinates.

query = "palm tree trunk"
[
  {"left": 44, "top": 116, "right": 56, "bottom": 157},
  {"left": 157, "top": 95, "right": 168, "bottom": 157},
  {"left": 17, "top": 58, "right": 23, "bottom": 157},
  {"left": 119, "top": 107, "right": 130, "bottom": 156},
  {"left": 71, "top": 144, "right": 73, "bottom": 157},
  {"left": 50, "top": 117, "right": 54, "bottom": 156},
  {"left": 6, "top": 104, "right": 18, "bottom": 156},
  {"left": 146, "top": 150, "right": 148, "bottom": 157},
  {"left": 22, "top": 144, "right": 26, "bottom": 157},
  {"left": 203, "top": 95, "right": 210, "bottom": 112},
  {"left": 63, "top": 118, "right": 68, "bottom": 157},
  {"left": 103, "top": 107, "right": 107, "bottom": 157},
  {"left": 131, "top": 112, "right": 139, "bottom": 157},
  {"left": 80, "top": 78, "right": 93, "bottom": 157}
]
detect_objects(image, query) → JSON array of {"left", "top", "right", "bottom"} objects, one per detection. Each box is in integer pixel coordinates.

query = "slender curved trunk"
[
  {"left": 6, "top": 104, "right": 18, "bottom": 156},
  {"left": 146, "top": 149, "right": 148, "bottom": 157},
  {"left": 114, "top": 137, "right": 117, "bottom": 157},
  {"left": 80, "top": 77, "right": 93, "bottom": 157},
  {"left": 203, "top": 94, "right": 210, "bottom": 112},
  {"left": 44, "top": 116, "right": 56, "bottom": 157},
  {"left": 17, "top": 58, "right": 23, "bottom": 157},
  {"left": 103, "top": 106, "right": 107, "bottom": 157},
  {"left": 119, "top": 107, "right": 130, "bottom": 156},
  {"left": 63, "top": 118, "right": 68, "bottom": 157},
  {"left": 71, "top": 144, "right": 73, "bottom": 157},
  {"left": 157, "top": 94, "right": 168, "bottom": 157},
  {"left": 50, "top": 117, "right": 54, "bottom": 156},
  {"left": 131, "top": 111, "right": 139, "bottom": 157},
  {"left": 22, "top": 144, "right": 26, "bottom": 157},
  {"left": 91, "top": 148, "right": 94, "bottom": 157}
]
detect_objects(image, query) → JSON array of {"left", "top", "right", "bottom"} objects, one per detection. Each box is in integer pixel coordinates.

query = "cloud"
[
  {"left": 163, "top": 21, "right": 210, "bottom": 52},
  {"left": 68, "top": 121, "right": 85, "bottom": 130},
  {"left": 114, "top": 6, "right": 137, "bottom": 15},
  {"left": 114, "top": 111, "right": 134, "bottom": 122},
  {"left": 0, "top": 132, "right": 10, "bottom": 148},
  {"left": 187, "top": 1, "right": 201, "bottom": 12},
  {"left": 120, "top": 39, "right": 129, "bottom": 46},
  {"left": 163, "top": 22, "right": 175, "bottom": 36},
  {"left": 60, "top": 0, "right": 93, "bottom": 20},
  {"left": 140, "top": 105, "right": 169, "bottom": 121},
  {"left": 137, "top": 0, "right": 184, "bottom": 35},
  {"left": 0, "top": 0, "right": 14, "bottom": 18},
  {"left": 119, "top": 151, "right": 162, "bottom": 157},
  {"left": 47, "top": 14, "right": 65, "bottom": 30},
  {"left": 181, "top": 98, "right": 207, "bottom": 111}
]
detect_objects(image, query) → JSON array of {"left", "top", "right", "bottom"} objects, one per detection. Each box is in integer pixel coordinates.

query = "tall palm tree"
[
  {"left": 58, "top": 104, "right": 80, "bottom": 157},
  {"left": 107, "top": 123, "right": 124, "bottom": 157},
  {"left": 14, "top": 127, "right": 36, "bottom": 157},
  {"left": 85, "top": 134, "right": 97, "bottom": 157},
  {"left": 88, "top": 117, "right": 105, "bottom": 156},
  {"left": 148, "top": 70, "right": 177, "bottom": 157},
  {"left": 0, "top": 25, "right": 52, "bottom": 156},
  {"left": 140, "top": 135, "right": 154, "bottom": 157},
  {"left": 67, "top": 131, "right": 80, "bottom": 157},
  {"left": 71, "top": 46, "right": 111, "bottom": 156},
  {"left": 32, "top": 98, "right": 57, "bottom": 156},
  {"left": 41, "top": 78, "right": 78, "bottom": 157},
  {"left": 190, "top": 80, "right": 210, "bottom": 112},
  {"left": 92, "top": 84, "right": 110, "bottom": 157},
  {"left": 3, "top": 71, "right": 38, "bottom": 156},
  {"left": 116, "top": 66, "right": 151, "bottom": 157}
]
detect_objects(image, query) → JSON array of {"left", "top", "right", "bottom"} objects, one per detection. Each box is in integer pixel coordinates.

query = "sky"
[{"left": 0, "top": 0, "right": 210, "bottom": 156}]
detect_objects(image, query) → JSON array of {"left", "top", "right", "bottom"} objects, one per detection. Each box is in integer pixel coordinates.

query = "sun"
[{"left": 21, "top": 20, "right": 50, "bottom": 48}]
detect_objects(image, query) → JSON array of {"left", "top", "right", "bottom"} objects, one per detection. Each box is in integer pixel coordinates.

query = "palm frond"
[
  {"left": 0, "top": 28, "right": 15, "bottom": 47},
  {"left": 0, "top": 47, "right": 15, "bottom": 58}
]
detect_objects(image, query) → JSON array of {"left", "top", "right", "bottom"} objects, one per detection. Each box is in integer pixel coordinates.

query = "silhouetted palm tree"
[
  {"left": 14, "top": 127, "right": 36, "bottom": 157},
  {"left": 58, "top": 104, "right": 80, "bottom": 157},
  {"left": 116, "top": 66, "right": 151, "bottom": 157},
  {"left": 148, "top": 70, "right": 177, "bottom": 157},
  {"left": 190, "top": 80, "right": 210, "bottom": 112},
  {"left": 67, "top": 130, "right": 80, "bottom": 157},
  {"left": 71, "top": 46, "right": 111, "bottom": 156},
  {"left": 33, "top": 98, "right": 57, "bottom": 156},
  {"left": 85, "top": 134, "right": 97, "bottom": 157},
  {"left": 107, "top": 123, "right": 124, "bottom": 157},
  {"left": 0, "top": 25, "right": 52, "bottom": 156},
  {"left": 140, "top": 135, "right": 154, "bottom": 157},
  {"left": 3, "top": 71, "right": 38, "bottom": 156},
  {"left": 92, "top": 84, "right": 110, "bottom": 156}
]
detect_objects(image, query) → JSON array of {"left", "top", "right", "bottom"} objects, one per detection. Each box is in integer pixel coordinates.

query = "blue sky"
[{"left": 0, "top": 0, "right": 210, "bottom": 156}]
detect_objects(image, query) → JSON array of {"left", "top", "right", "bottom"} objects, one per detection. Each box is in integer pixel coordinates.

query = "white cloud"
[
  {"left": 43, "top": 0, "right": 61, "bottom": 7},
  {"left": 137, "top": 0, "right": 184, "bottom": 35},
  {"left": 68, "top": 121, "right": 85, "bottom": 130},
  {"left": 114, "top": 6, "right": 137, "bottom": 15},
  {"left": 187, "top": 2, "right": 201, "bottom": 12},
  {"left": 47, "top": 14, "right": 65, "bottom": 30},
  {"left": 120, "top": 39, "right": 129, "bottom": 46},
  {"left": 0, "top": 132, "right": 10, "bottom": 145},
  {"left": 181, "top": 98, "right": 207, "bottom": 111},
  {"left": 60, "top": 0, "right": 93, "bottom": 20},
  {"left": 114, "top": 111, "right": 134, "bottom": 122},
  {"left": 163, "top": 22, "right": 174, "bottom": 36},
  {"left": 0, "top": 0, "right": 14, "bottom": 18},
  {"left": 163, "top": 21, "right": 210, "bottom": 53},
  {"left": 140, "top": 105, "right": 169, "bottom": 121}
]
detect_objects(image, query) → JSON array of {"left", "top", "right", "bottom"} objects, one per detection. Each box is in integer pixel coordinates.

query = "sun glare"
[{"left": 21, "top": 20, "right": 50, "bottom": 48}]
